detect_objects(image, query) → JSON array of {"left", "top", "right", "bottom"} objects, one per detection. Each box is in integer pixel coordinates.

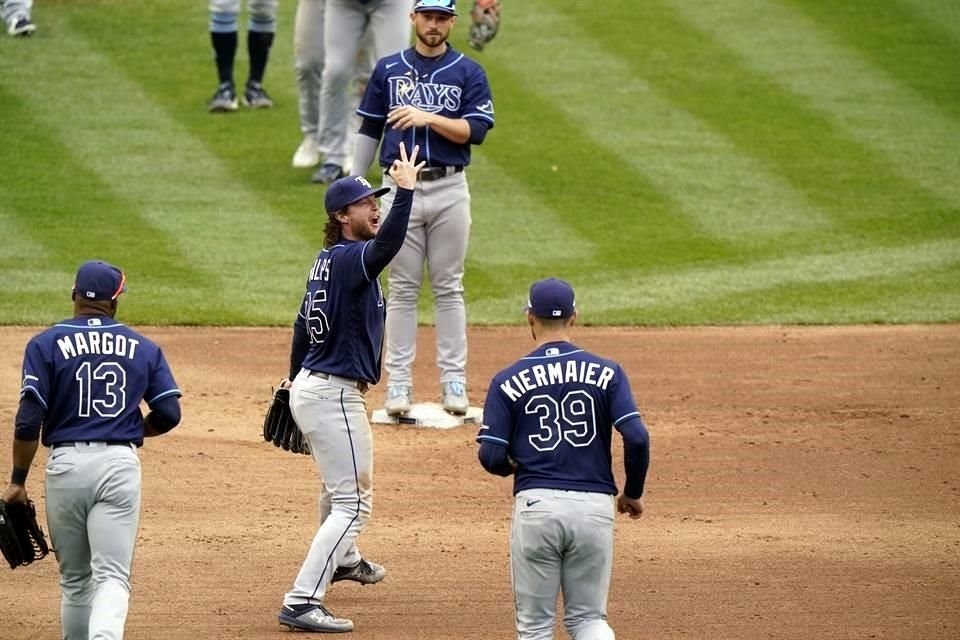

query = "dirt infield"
[{"left": 1, "top": 325, "right": 958, "bottom": 639}]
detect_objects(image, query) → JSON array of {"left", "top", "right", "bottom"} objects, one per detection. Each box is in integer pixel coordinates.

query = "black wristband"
[{"left": 11, "top": 466, "right": 28, "bottom": 486}]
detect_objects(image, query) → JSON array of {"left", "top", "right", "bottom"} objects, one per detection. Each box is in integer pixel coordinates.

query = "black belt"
[
  {"left": 309, "top": 371, "right": 369, "bottom": 394},
  {"left": 387, "top": 165, "right": 464, "bottom": 182}
]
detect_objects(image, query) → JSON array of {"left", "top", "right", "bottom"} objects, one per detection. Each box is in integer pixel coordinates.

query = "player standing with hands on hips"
[
  {"left": 277, "top": 143, "right": 424, "bottom": 633},
  {"left": 477, "top": 278, "right": 650, "bottom": 640},
  {"left": 351, "top": 0, "right": 495, "bottom": 417},
  {"left": 3, "top": 260, "right": 182, "bottom": 640}
]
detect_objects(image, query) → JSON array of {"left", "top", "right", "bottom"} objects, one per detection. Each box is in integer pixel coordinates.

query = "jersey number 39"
[{"left": 525, "top": 390, "right": 597, "bottom": 452}]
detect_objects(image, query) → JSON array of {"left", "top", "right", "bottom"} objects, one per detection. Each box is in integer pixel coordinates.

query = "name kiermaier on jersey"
[
  {"left": 499, "top": 361, "right": 615, "bottom": 402},
  {"left": 56, "top": 332, "right": 141, "bottom": 360}
]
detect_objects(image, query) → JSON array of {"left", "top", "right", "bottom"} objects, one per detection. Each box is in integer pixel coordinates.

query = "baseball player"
[
  {"left": 477, "top": 278, "right": 650, "bottom": 640},
  {"left": 277, "top": 143, "right": 424, "bottom": 633},
  {"left": 2, "top": 260, "right": 182, "bottom": 640},
  {"left": 308, "top": 0, "right": 412, "bottom": 184},
  {"left": 1, "top": 0, "right": 35, "bottom": 36},
  {"left": 207, "top": 0, "right": 277, "bottom": 112},
  {"left": 351, "top": 0, "right": 495, "bottom": 417},
  {"left": 291, "top": 0, "right": 380, "bottom": 169}
]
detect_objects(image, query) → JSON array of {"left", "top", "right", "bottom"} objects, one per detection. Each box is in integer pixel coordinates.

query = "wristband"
[{"left": 11, "top": 465, "right": 28, "bottom": 486}]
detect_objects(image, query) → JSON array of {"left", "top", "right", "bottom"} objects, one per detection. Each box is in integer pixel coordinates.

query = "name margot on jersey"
[
  {"left": 56, "top": 332, "right": 140, "bottom": 361},
  {"left": 500, "top": 361, "right": 615, "bottom": 402}
]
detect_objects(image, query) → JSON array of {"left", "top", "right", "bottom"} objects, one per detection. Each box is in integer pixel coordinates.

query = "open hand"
[{"left": 388, "top": 142, "right": 426, "bottom": 190}]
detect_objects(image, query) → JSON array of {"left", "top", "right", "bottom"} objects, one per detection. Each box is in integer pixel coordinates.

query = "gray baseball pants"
[
  {"left": 318, "top": 0, "right": 411, "bottom": 167},
  {"left": 45, "top": 442, "right": 142, "bottom": 640},
  {"left": 379, "top": 170, "right": 472, "bottom": 389},
  {"left": 284, "top": 369, "right": 371, "bottom": 606},
  {"left": 1, "top": 0, "right": 32, "bottom": 23},
  {"left": 511, "top": 489, "right": 617, "bottom": 640}
]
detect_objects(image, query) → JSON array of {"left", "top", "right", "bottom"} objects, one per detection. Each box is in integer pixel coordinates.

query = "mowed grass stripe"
[
  {"left": 514, "top": 1, "right": 826, "bottom": 242},
  {"left": 787, "top": 0, "right": 960, "bottom": 122},
  {"left": 899, "top": 0, "right": 960, "bottom": 46},
  {"left": 467, "top": 238, "right": 960, "bottom": 324},
  {"left": 669, "top": 0, "right": 960, "bottom": 209},
  {"left": 571, "top": 0, "right": 950, "bottom": 243},
  {"left": 1, "top": 13, "right": 312, "bottom": 322}
]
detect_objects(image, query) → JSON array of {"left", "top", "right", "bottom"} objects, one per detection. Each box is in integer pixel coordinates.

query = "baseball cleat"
[
  {"left": 312, "top": 163, "right": 345, "bottom": 185},
  {"left": 242, "top": 81, "right": 274, "bottom": 109},
  {"left": 7, "top": 16, "right": 35, "bottom": 37},
  {"left": 278, "top": 604, "right": 353, "bottom": 633},
  {"left": 383, "top": 386, "right": 412, "bottom": 416},
  {"left": 207, "top": 82, "right": 238, "bottom": 113},
  {"left": 441, "top": 381, "right": 469, "bottom": 415},
  {"left": 332, "top": 558, "right": 386, "bottom": 585},
  {"left": 292, "top": 136, "right": 321, "bottom": 169}
]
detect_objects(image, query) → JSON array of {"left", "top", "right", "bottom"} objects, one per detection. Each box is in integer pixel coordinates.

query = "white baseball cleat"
[
  {"left": 292, "top": 135, "right": 320, "bottom": 168},
  {"left": 441, "top": 381, "right": 469, "bottom": 415},
  {"left": 278, "top": 604, "right": 353, "bottom": 633},
  {"left": 384, "top": 386, "right": 412, "bottom": 416}
]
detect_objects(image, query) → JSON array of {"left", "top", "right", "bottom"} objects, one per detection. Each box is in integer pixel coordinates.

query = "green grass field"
[{"left": 0, "top": 0, "right": 957, "bottom": 326}]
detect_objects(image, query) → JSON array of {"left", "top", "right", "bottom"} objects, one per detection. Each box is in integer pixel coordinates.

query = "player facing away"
[
  {"left": 277, "top": 143, "right": 425, "bottom": 633},
  {"left": 2, "top": 260, "right": 182, "bottom": 640},
  {"left": 477, "top": 278, "right": 650, "bottom": 640},
  {"left": 351, "top": 0, "right": 495, "bottom": 417}
]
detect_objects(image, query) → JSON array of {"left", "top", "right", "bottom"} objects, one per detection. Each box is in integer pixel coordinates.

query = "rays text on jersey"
[
  {"left": 499, "top": 361, "right": 615, "bottom": 402},
  {"left": 388, "top": 77, "right": 462, "bottom": 112}
]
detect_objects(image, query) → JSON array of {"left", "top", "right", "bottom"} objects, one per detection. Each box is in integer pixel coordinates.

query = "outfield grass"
[{"left": 0, "top": 0, "right": 957, "bottom": 326}]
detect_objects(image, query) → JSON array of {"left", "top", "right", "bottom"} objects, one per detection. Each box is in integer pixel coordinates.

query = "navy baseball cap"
[
  {"left": 414, "top": 0, "right": 457, "bottom": 15},
  {"left": 324, "top": 176, "right": 391, "bottom": 214},
  {"left": 73, "top": 260, "right": 127, "bottom": 301},
  {"left": 527, "top": 278, "right": 576, "bottom": 319}
]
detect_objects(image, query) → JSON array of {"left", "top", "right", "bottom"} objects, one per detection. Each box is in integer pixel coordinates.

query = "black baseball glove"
[
  {"left": 263, "top": 386, "right": 311, "bottom": 456},
  {"left": 0, "top": 499, "right": 51, "bottom": 570},
  {"left": 468, "top": 0, "right": 501, "bottom": 52}
]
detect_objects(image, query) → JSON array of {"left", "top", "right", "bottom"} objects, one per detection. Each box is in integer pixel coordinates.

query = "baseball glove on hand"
[
  {"left": 468, "top": 0, "right": 501, "bottom": 51},
  {"left": 0, "top": 499, "right": 50, "bottom": 570},
  {"left": 263, "top": 387, "right": 311, "bottom": 456}
]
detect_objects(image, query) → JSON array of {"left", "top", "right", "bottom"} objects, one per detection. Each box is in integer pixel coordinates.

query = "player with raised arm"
[
  {"left": 3, "top": 260, "right": 182, "bottom": 639},
  {"left": 477, "top": 278, "right": 650, "bottom": 640},
  {"left": 277, "top": 142, "right": 425, "bottom": 633}
]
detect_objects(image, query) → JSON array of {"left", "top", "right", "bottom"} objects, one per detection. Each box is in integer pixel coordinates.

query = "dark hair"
[
  {"left": 323, "top": 211, "right": 344, "bottom": 248},
  {"left": 534, "top": 315, "right": 574, "bottom": 329}
]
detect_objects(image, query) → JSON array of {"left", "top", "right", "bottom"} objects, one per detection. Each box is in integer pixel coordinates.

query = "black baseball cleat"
[
  {"left": 7, "top": 16, "right": 36, "bottom": 37},
  {"left": 332, "top": 558, "right": 386, "bottom": 585},
  {"left": 242, "top": 81, "right": 274, "bottom": 109},
  {"left": 278, "top": 604, "right": 353, "bottom": 633},
  {"left": 312, "top": 163, "right": 345, "bottom": 185},
  {"left": 208, "top": 82, "right": 238, "bottom": 113}
]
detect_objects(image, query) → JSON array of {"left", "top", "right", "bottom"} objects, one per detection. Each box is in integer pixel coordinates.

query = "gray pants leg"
[
  {"left": 380, "top": 172, "right": 471, "bottom": 389},
  {"left": 511, "top": 489, "right": 616, "bottom": 640},
  {"left": 1, "top": 0, "right": 33, "bottom": 23},
  {"left": 294, "top": 0, "right": 326, "bottom": 138},
  {"left": 46, "top": 443, "right": 142, "bottom": 640},
  {"left": 319, "top": 0, "right": 410, "bottom": 166}
]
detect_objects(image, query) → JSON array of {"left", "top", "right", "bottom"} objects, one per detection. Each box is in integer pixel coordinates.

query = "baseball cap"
[
  {"left": 324, "top": 175, "right": 391, "bottom": 214},
  {"left": 526, "top": 278, "right": 576, "bottom": 319},
  {"left": 413, "top": 0, "right": 457, "bottom": 15},
  {"left": 73, "top": 260, "right": 127, "bottom": 301}
]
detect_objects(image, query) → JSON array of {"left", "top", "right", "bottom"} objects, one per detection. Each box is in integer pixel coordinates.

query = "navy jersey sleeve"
[
  {"left": 460, "top": 62, "right": 495, "bottom": 130},
  {"left": 609, "top": 364, "right": 641, "bottom": 428},
  {"left": 476, "top": 375, "right": 513, "bottom": 448},
  {"left": 145, "top": 347, "right": 181, "bottom": 407},
  {"left": 357, "top": 58, "right": 389, "bottom": 122},
  {"left": 20, "top": 337, "right": 51, "bottom": 410}
]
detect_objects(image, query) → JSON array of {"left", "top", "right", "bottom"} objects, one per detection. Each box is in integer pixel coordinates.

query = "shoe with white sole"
[
  {"left": 384, "top": 386, "right": 412, "bottom": 416},
  {"left": 208, "top": 82, "right": 238, "bottom": 113},
  {"left": 278, "top": 604, "right": 353, "bottom": 633},
  {"left": 442, "top": 381, "right": 469, "bottom": 415},
  {"left": 332, "top": 558, "right": 386, "bottom": 585},
  {"left": 7, "top": 16, "right": 35, "bottom": 37},
  {"left": 292, "top": 135, "right": 321, "bottom": 168}
]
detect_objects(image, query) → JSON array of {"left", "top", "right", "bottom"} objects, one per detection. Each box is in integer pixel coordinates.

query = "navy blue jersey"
[
  {"left": 20, "top": 316, "right": 181, "bottom": 447},
  {"left": 357, "top": 46, "right": 495, "bottom": 168},
  {"left": 477, "top": 341, "right": 643, "bottom": 495},
  {"left": 297, "top": 241, "right": 388, "bottom": 384}
]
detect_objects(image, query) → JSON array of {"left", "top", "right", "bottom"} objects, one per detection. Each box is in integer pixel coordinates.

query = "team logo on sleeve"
[
  {"left": 388, "top": 77, "right": 462, "bottom": 113},
  {"left": 477, "top": 99, "right": 495, "bottom": 116}
]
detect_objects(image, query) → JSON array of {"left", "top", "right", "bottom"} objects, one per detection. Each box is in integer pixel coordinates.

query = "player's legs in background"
[
  {"left": 286, "top": 371, "right": 373, "bottom": 605},
  {"left": 366, "top": 0, "right": 412, "bottom": 61},
  {"left": 85, "top": 447, "right": 142, "bottom": 639},
  {"left": 293, "top": 0, "right": 326, "bottom": 168},
  {"left": 208, "top": 0, "right": 240, "bottom": 112},
  {"left": 314, "top": 0, "right": 367, "bottom": 177},
  {"left": 381, "top": 175, "right": 427, "bottom": 400},
  {"left": 560, "top": 492, "right": 616, "bottom": 640},
  {"left": 512, "top": 489, "right": 564, "bottom": 640},
  {"left": 244, "top": 0, "right": 277, "bottom": 107},
  {"left": 424, "top": 175, "right": 471, "bottom": 407}
]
